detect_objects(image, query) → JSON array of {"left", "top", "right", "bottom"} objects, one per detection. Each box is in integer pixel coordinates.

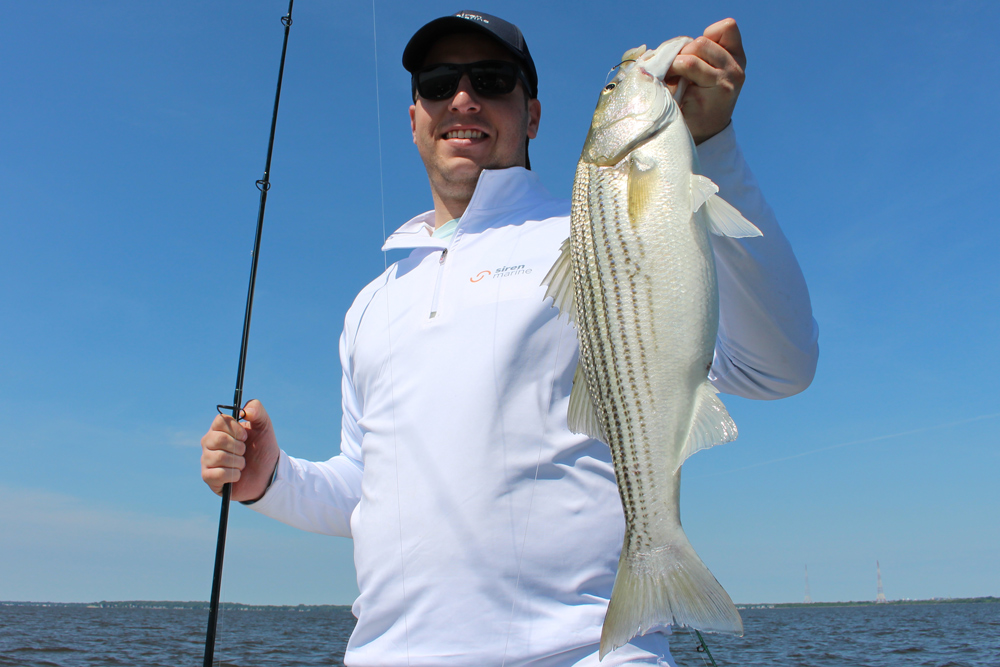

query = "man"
[{"left": 201, "top": 11, "right": 818, "bottom": 666}]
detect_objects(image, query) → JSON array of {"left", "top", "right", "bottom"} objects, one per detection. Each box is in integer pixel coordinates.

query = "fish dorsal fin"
[
  {"left": 691, "top": 175, "right": 763, "bottom": 238},
  {"left": 541, "top": 237, "right": 577, "bottom": 324},
  {"left": 621, "top": 45, "right": 647, "bottom": 63},
  {"left": 567, "top": 362, "right": 606, "bottom": 442},
  {"left": 675, "top": 381, "right": 738, "bottom": 471}
]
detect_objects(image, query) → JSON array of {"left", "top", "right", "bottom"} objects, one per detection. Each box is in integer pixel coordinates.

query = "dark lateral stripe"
[
  {"left": 574, "top": 165, "right": 634, "bottom": 530},
  {"left": 608, "top": 196, "right": 652, "bottom": 549},
  {"left": 614, "top": 166, "right": 658, "bottom": 547},
  {"left": 598, "top": 168, "right": 649, "bottom": 549},
  {"left": 588, "top": 164, "right": 642, "bottom": 540},
  {"left": 615, "top": 190, "right": 656, "bottom": 551}
]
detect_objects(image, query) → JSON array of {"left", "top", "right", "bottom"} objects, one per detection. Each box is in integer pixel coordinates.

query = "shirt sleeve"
[
  {"left": 698, "top": 123, "right": 820, "bottom": 399},
  {"left": 243, "top": 326, "right": 365, "bottom": 537}
]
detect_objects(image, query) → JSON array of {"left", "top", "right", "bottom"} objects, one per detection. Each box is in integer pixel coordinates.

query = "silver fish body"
[{"left": 543, "top": 37, "right": 762, "bottom": 658}]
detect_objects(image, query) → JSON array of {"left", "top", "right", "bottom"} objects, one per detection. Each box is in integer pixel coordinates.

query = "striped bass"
[{"left": 542, "top": 37, "right": 762, "bottom": 658}]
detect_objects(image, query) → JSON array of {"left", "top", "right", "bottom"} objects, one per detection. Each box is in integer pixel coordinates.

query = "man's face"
[{"left": 409, "top": 32, "right": 541, "bottom": 203}]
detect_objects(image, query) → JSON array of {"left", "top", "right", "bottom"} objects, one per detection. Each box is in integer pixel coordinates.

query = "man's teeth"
[{"left": 445, "top": 129, "right": 485, "bottom": 139}]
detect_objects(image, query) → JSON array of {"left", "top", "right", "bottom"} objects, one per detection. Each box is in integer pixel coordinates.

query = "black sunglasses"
[{"left": 412, "top": 60, "right": 532, "bottom": 101}]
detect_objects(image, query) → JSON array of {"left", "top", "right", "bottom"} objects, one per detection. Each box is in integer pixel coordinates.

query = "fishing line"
[
  {"left": 499, "top": 315, "right": 571, "bottom": 667},
  {"left": 380, "top": 270, "right": 412, "bottom": 667},
  {"left": 203, "top": 2, "right": 295, "bottom": 665},
  {"left": 690, "top": 411, "right": 1000, "bottom": 479},
  {"left": 371, "top": 0, "right": 388, "bottom": 271},
  {"left": 490, "top": 225, "right": 573, "bottom": 666},
  {"left": 604, "top": 59, "right": 636, "bottom": 86},
  {"left": 694, "top": 630, "right": 720, "bottom": 666},
  {"left": 371, "top": 1, "right": 412, "bottom": 664}
]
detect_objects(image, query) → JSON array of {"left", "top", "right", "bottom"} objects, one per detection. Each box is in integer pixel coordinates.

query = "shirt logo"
[{"left": 470, "top": 265, "right": 532, "bottom": 283}]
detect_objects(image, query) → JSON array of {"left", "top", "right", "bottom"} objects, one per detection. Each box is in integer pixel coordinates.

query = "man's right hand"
[{"left": 200, "top": 399, "right": 280, "bottom": 502}]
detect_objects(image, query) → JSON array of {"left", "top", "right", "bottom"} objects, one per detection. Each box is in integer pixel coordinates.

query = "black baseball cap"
[{"left": 402, "top": 11, "right": 538, "bottom": 99}]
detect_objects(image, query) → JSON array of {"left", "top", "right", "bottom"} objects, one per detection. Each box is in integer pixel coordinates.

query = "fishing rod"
[
  {"left": 695, "top": 630, "right": 720, "bottom": 666},
  {"left": 203, "top": 1, "right": 294, "bottom": 665}
]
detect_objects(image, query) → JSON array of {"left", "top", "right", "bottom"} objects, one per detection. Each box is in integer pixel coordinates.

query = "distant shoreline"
[
  {"left": 737, "top": 596, "right": 999, "bottom": 610},
  {"left": 2, "top": 597, "right": 997, "bottom": 611},
  {"left": 0, "top": 600, "right": 352, "bottom": 612}
]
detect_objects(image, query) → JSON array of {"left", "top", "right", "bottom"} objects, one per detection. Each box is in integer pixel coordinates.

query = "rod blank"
[{"left": 203, "top": 2, "right": 295, "bottom": 665}]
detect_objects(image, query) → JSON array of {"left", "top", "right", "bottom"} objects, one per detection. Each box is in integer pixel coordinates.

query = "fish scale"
[
  {"left": 542, "top": 36, "right": 763, "bottom": 659},
  {"left": 574, "top": 163, "right": 653, "bottom": 550},
  {"left": 583, "top": 160, "right": 662, "bottom": 556}
]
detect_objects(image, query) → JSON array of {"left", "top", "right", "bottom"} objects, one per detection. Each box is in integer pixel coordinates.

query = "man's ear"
[
  {"left": 527, "top": 98, "right": 541, "bottom": 140},
  {"left": 409, "top": 104, "right": 417, "bottom": 143}
]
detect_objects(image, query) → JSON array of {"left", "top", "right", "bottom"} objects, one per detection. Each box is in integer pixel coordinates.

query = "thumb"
[{"left": 241, "top": 399, "right": 271, "bottom": 430}]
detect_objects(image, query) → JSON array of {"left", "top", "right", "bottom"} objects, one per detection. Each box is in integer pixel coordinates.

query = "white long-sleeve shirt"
[{"left": 249, "top": 125, "right": 818, "bottom": 666}]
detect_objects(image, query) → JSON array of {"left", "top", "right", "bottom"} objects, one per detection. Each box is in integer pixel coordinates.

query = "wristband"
[{"left": 239, "top": 455, "right": 280, "bottom": 506}]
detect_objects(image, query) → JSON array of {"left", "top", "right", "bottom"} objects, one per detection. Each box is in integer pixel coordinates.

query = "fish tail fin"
[{"left": 599, "top": 530, "right": 743, "bottom": 660}]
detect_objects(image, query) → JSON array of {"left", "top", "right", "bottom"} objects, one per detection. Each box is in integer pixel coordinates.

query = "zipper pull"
[{"left": 430, "top": 248, "right": 449, "bottom": 320}]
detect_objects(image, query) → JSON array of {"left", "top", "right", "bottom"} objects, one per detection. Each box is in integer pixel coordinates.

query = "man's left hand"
[{"left": 667, "top": 18, "right": 746, "bottom": 145}]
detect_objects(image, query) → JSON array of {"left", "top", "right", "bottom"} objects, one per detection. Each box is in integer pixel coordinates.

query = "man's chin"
[
  {"left": 443, "top": 155, "right": 521, "bottom": 177},
  {"left": 430, "top": 155, "right": 524, "bottom": 196},
  {"left": 437, "top": 158, "right": 486, "bottom": 184}
]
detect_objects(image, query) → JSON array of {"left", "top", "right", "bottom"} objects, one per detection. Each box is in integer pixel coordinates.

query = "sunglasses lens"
[
  {"left": 469, "top": 63, "right": 518, "bottom": 95},
  {"left": 416, "top": 61, "right": 522, "bottom": 100},
  {"left": 417, "top": 65, "right": 461, "bottom": 101}
]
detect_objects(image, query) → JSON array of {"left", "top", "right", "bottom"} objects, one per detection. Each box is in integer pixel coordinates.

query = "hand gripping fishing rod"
[{"left": 203, "top": 1, "right": 294, "bottom": 665}]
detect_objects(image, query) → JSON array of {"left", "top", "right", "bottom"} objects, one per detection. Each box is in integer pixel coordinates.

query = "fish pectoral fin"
[
  {"left": 698, "top": 190, "right": 763, "bottom": 239},
  {"left": 567, "top": 362, "right": 606, "bottom": 442},
  {"left": 690, "top": 174, "right": 720, "bottom": 212},
  {"left": 541, "top": 237, "right": 577, "bottom": 324},
  {"left": 628, "top": 155, "right": 659, "bottom": 228},
  {"left": 676, "top": 381, "right": 739, "bottom": 471}
]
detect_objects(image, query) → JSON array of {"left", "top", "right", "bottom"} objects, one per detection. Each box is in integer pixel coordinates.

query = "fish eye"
[{"left": 604, "top": 82, "right": 616, "bottom": 91}]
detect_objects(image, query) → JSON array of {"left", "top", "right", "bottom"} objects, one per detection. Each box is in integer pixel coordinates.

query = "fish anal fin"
[
  {"left": 541, "top": 237, "right": 577, "bottom": 324},
  {"left": 567, "top": 362, "right": 606, "bottom": 442},
  {"left": 675, "top": 381, "right": 738, "bottom": 471},
  {"left": 628, "top": 155, "right": 658, "bottom": 228}
]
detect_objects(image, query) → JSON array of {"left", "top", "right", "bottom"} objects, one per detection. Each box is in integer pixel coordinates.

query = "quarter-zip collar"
[{"left": 382, "top": 167, "right": 553, "bottom": 251}]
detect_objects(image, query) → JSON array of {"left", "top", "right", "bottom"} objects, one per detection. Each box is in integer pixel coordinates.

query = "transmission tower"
[
  {"left": 876, "top": 560, "right": 887, "bottom": 603},
  {"left": 804, "top": 565, "right": 812, "bottom": 603}
]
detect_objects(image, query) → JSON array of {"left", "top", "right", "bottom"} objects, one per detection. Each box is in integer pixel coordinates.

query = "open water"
[{"left": 1, "top": 602, "right": 997, "bottom": 666}]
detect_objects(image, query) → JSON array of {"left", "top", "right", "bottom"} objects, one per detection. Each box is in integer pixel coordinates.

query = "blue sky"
[{"left": 1, "top": 0, "right": 998, "bottom": 609}]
